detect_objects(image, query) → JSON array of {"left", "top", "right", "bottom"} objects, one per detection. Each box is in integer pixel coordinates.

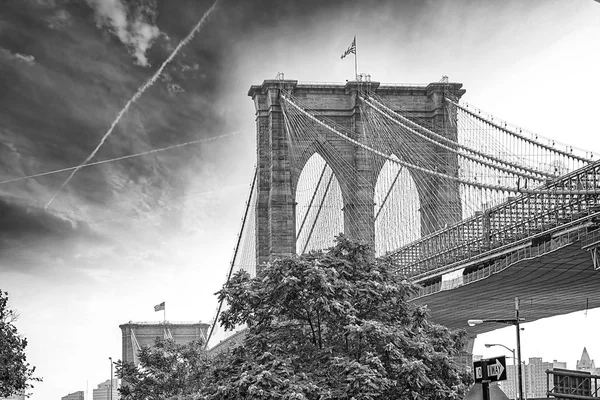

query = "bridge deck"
[{"left": 414, "top": 231, "right": 600, "bottom": 335}]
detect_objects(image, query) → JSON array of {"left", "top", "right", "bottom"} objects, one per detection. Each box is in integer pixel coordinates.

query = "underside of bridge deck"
[{"left": 414, "top": 237, "right": 600, "bottom": 335}]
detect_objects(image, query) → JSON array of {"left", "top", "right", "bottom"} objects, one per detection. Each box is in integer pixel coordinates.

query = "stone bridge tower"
[{"left": 248, "top": 79, "right": 466, "bottom": 265}]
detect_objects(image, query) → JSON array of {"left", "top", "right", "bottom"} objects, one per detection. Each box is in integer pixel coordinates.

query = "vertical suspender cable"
[
  {"left": 205, "top": 166, "right": 257, "bottom": 349},
  {"left": 302, "top": 171, "right": 335, "bottom": 254},
  {"left": 297, "top": 164, "right": 328, "bottom": 241}
]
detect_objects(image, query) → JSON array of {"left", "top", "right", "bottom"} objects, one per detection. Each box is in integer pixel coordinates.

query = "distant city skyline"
[{"left": 480, "top": 347, "right": 600, "bottom": 400}]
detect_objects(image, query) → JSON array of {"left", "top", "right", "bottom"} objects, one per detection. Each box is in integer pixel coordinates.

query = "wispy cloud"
[
  {"left": 0, "top": 197, "right": 113, "bottom": 271},
  {"left": 86, "top": 0, "right": 160, "bottom": 66},
  {"left": 0, "top": 48, "right": 36, "bottom": 65}
]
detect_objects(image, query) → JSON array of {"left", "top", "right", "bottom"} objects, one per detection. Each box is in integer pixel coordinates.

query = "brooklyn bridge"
[{"left": 206, "top": 77, "right": 600, "bottom": 348}]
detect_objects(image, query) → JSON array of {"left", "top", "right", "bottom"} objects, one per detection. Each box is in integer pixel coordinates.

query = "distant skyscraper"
[
  {"left": 92, "top": 379, "right": 119, "bottom": 400},
  {"left": 61, "top": 391, "right": 84, "bottom": 400}
]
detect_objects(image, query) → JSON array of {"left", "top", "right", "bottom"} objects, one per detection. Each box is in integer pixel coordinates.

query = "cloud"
[
  {"left": 0, "top": 48, "right": 36, "bottom": 65},
  {"left": 46, "top": 8, "right": 72, "bottom": 30},
  {"left": 0, "top": 197, "right": 111, "bottom": 270},
  {"left": 14, "top": 53, "right": 35, "bottom": 64},
  {"left": 86, "top": 0, "right": 160, "bottom": 66}
]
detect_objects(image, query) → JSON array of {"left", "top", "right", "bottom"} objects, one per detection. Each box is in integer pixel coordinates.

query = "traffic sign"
[
  {"left": 487, "top": 357, "right": 506, "bottom": 381},
  {"left": 473, "top": 356, "right": 507, "bottom": 383}
]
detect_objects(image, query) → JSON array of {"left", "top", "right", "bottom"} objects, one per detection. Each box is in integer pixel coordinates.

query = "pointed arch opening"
[
  {"left": 374, "top": 155, "right": 421, "bottom": 255},
  {"left": 295, "top": 153, "right": 344, "bottom": 254}
]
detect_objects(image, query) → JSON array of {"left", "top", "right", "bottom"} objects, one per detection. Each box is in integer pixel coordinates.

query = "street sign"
[
  {"left": 487, "top": 357, "right": 506, "bottom": 381},
  {"left": 473, "top": 356, "right": 507, "bottom": 383}
]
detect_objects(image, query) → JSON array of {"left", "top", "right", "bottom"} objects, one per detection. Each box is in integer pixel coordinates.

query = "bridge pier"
[{"left": 463, "top": 335, "right": 477, "bottom": 367}]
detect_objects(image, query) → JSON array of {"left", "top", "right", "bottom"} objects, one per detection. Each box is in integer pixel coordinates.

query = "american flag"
[
  {"left": 341, "top": 37, "right": 356, "bottom": 59},
  {"left": 154, "top": 301, "right": 165, "bottom": 311}
]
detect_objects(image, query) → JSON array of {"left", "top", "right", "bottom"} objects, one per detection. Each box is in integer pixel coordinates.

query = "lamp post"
[
  {"left": 485, "top": 343, "right": 518, "bottom": 399},
  {"left": 109, "top": 357, "right": 113, "bottom": 400},
  {"left": 467, "top": 297, "right": 524, "bottom": 400}
]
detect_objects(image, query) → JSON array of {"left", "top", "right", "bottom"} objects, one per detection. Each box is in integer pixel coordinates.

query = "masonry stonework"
[
  {"left": 248, "top": 79, "right": 465, "bottom": 266},
  {"left": 119, "top": 322, "right": 209, "bottom": 364}
]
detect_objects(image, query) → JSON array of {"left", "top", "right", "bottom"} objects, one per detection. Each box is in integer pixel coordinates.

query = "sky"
[{"left": 1, "top": 0, "right": 600, "bottom": 399}]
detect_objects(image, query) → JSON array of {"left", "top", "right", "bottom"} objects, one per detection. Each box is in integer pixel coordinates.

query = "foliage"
[
  {"left": 116, "top": 339, "right": 211, "bottom": 400},
  {"left": 0, "top": 290, "right": 41, "bottom": 398},
  {"left": 211, "top": 235, "right": 472, "bottom": 400},
  {"left": 114, "top": 236, "right": 472, "bottom": 400}
]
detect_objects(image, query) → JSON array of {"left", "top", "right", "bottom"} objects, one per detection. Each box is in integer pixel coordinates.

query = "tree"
[
  {"left": 116, "top": 338, "right": 211, "bottom": 400},
  {"left": 211, "top": 235, "right": 472, "bottom": 400},
  {"left": 0, "top": 290, "right": 41, "bottom": 398}
]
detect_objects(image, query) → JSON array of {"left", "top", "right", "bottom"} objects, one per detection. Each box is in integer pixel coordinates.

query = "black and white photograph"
[{"left": 1, "top": 1, "right": 600, "bottom": 399}]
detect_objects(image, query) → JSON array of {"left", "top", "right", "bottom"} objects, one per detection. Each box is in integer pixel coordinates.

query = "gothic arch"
[
  {"left": 295, "top": 152, "right": 344, "bottom": 253},
  {"left": 374, "top": 154, "right": 421, "bottom": 255}
]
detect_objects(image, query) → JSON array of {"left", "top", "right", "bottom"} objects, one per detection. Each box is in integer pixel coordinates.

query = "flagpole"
[{"left": 354, "top": 35, "right": 358, "bottom": 80}]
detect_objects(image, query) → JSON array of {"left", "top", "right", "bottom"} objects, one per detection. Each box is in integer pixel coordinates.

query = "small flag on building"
[
  {"left": 340, "top": 36, "right": 356, "bottom": 59},
  {"left": 154, "top": 301, "right": 165, "bottom": 312}
]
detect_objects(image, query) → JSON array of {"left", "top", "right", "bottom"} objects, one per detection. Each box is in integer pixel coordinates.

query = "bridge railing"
[
  {"left": 392, "top": 161, "right": 600, "bottom": 279},
  {"left": 546, "top": 368, "right": 600, "bottom": 399}
]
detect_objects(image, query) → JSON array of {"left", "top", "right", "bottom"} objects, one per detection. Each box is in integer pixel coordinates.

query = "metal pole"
[
  {"left": 354, "top": 36, "right": 358, "bottom": 80},
  {"left": 516, "top": 297, "right": 524, "bottom": 400},
  {"left": 482, "top": 380, "right": 491, "bottom": 400},
  {"left": 109, "top": 357, "right": 113, "bottom": 400},
  {"left": 523, "top": 361, "right": 528, "bottom": 400},
  {"left": 512, "top": 348, "right": 519, "bottom": 400}
]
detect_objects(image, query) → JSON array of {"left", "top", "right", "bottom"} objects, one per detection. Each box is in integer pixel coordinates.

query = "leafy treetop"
[
  {"left": 211, "top": 235, "right": 472, "bottom": 400},
  {"left": 0, "top": 290, "right": 41, "bottom": 398}
]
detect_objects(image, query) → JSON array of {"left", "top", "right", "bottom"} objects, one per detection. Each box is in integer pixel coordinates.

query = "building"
[
  {"left": 93, "top": 379, "right": 119, "bottom": 400},
  {"left": 61, "top": 391, "right": 84, "bottom": 400},
  {"left": 577, "top": 347, "right": 598, "bottom": 374},
  {"left": 576, "top": 347, "right": 599, "bottom": 394},
  {"left": 119, "top": 321, "right": 209, "bottom": 365},
  {"left": 499, "top": 358, "right": 567, "bottom": 399}
]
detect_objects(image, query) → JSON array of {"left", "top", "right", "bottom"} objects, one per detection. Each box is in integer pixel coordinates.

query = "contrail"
[
  {"left": 44, "top": 0, "right": 220, "bottom": 209},
  {"left": 1, "top": 132, "right": 239, "bottom": 186}
]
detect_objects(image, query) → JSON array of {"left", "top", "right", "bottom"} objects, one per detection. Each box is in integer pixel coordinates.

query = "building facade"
[
  {"left": 61, "top": 391, "right": 85, "bottom": 400},
  {"left": 119, "top": 321, "right": 209, "bottom": 365},
  {"left": 93, "top": 379, "right": 119, "bottom": 400},
  {"left": 576, "top": 347, "right": 599, "bottom": 394},
  {"left": 577, "top": 347, "right": 598, "bottom": 374},
  {"left": 499, "top": 358, "right": 566, "bottom": 399}
]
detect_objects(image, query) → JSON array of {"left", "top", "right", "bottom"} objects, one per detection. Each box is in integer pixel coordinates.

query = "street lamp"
[
  {"left": 109, "top": 357, "right": 113, "bottom": 400},
  {"left": 467, "top": 297, "right": 525, "bottom": 400},
  {"left": 485, "top": 343, "right": 518, "bottom": 400}
]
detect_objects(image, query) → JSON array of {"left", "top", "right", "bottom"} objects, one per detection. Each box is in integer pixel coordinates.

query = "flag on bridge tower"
[
  {"left": 340, "top": 36, "right": 356, "bottom": 59},
  {"left": 340, "top": 36, "right": 358, "bottom": 80},
  {"left": 154, "top": 301, "right": 166, "bottom": 324}
]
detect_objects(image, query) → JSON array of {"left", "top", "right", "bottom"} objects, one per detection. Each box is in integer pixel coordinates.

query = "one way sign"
[
  {"left": 487, "top": 358, "right": 506, "bottom": 381},
  {"left": 473, "top": 356, "right": 507, "bottom": 383}
]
